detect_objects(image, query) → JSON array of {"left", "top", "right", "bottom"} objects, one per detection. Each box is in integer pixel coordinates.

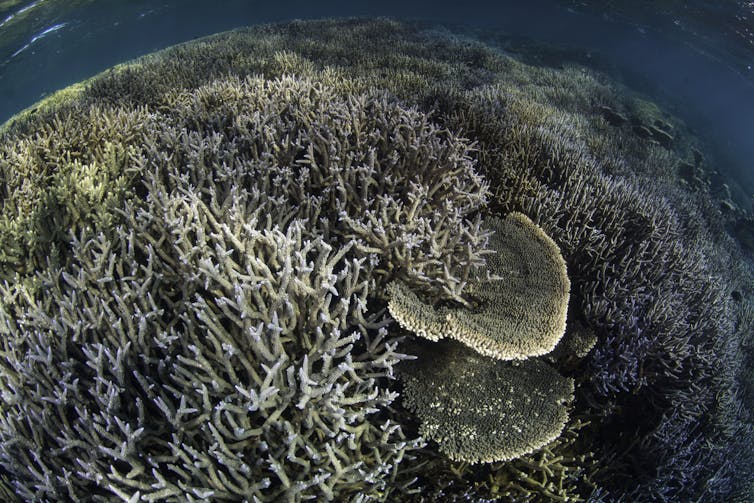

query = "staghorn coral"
[
  {"left": 1, "top": 73, "right": 489, "bottom": 304},
  {"left": 0, "top": 105, "right": 158, "bottom": 279},
  {"left": 0, "top": 16, "right": 751, "bottom": 502},
  {"left": 398, "top": 339, "right": 574, "bottom": 464},
  {"left": 0, "top": 152, "right": 431, "bottom": 501},
  {"left": 161, "top": 74, "right": 490, "bottom": 306},
  {"left": 0, "top": 214, "right": 417, "bottom": 501},
  {"left": 0, "top": 71, "right": 496, "bottom": 500},
  {"left": 387, "top": 212, "right": 570, "bottom": 361}
]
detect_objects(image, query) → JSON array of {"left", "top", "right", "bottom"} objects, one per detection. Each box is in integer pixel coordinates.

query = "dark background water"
[{"left": 1, "top": 0, "right": 753, "bottom": 196}]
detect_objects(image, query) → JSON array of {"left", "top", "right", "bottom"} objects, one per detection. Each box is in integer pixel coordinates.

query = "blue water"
[{"left": 1, "top": 0, "right": 753, "bottom": 194}]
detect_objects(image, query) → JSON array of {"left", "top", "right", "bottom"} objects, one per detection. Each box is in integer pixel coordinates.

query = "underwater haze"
[{"left": 0, "top": 1, "right": 753, "bottom": 502}]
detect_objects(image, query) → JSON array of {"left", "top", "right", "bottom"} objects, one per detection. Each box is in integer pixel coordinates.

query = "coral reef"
[
  {"left": 386, "top": 212, "right": 574, "bottom": 465},
  {"left": 398, "top": 339, "right": 573, "bottom": 464},
  {"left": 0, "top": 16, "right": 751, "bottom": 503},
  {"left": 0, "top": 105, "right": 157, "bottom": 278},
  {"left": 388, "top": 212, "right": 570, "bottom": 360},
  {"left": 0, "top": 216, "right": 415, "bottom": 501},
  {"left": 444, "top": 78, "right": 754, "bottom": 499},
  {"left": 0, "top": 74, "right": 490, "bottom": 500}
]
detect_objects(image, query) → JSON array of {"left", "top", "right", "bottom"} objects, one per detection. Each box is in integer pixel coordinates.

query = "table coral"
[
  {"left": 388, "top": 212, "right": 570, "bottom": 361},
  {"left": 399, "top": 339, "right": 574, "bottom": 464}
]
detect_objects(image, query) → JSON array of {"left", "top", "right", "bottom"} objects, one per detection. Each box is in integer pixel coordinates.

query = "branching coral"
[
  {"left": 165, "top": 76, "right": 489, "bottom": 304},
  {"left": 0, "top": 16, "right": 751, "bottom": 503},
  {"left": 0, "top": 73, "right": 495, "bottom": 501},
  {"left": 0, "top": 105, "right": 157, "bottom": 278},
  {"left": 0, "top": 169, "right": 422, "bottom": 502}
]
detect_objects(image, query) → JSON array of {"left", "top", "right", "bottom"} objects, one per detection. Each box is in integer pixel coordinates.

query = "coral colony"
[{"left": 0, "top": 18, "right": 752, "bottom": 502}]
